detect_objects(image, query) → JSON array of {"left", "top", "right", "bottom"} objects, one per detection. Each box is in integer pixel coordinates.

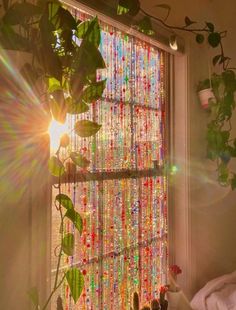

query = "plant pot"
[
  {"left": 198, "top": 88, "right": 216, "bottom": 109},
  {"left": 166, "top": 290, "right": 181, "bottom": 309}
]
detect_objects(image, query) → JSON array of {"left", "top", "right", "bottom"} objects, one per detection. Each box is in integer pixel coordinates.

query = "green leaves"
[
  {"left": 55, "top": 193, "right": 83, "bottom": 233},
  {"left": 56, "top": 194, "right": 74, "bottom": 210},
  {"left": 56, "top": 6, "right": 77, "bottom": 30},
  {"left": 48, "top": 78, "right": 62, "bottom": 93},
  {"left": 136, "top": 17, "right": 155, "bottom": 36},
  {"left": 48, "top": 156, "right": 65, "bottom": 177},
  {"left": 208, "top": 32, "right": 221, "bottom": 48},
  {"left": 67, "top": 99, "right": 89, "bottom": 115},
  {"left": 77, "top": 17, "right": 101, "bottom": 48},
  {"left": 117, "top": 4, "right": 129, "bottom": 15},
  {"left": 49, "top": 93, "right": 67, "bottom": 123},
  {"left": 206, "top": 22, "right": 214, "bottom": 32},
  {"left": 66, "top": 268, "right": 84, "bottom": 303},
  {"left": 70, "top": 41, "right": 106, "bottom": 98},
  {"left": 62, "top": 233, "right": 74, "bottom": 256},
  {"left": 117, "top": 0, "right": 140, "bottom": 16},
  {"left": 75, "top": 120, "right": 101, "bottom": 137},
  {"left": 82, "top": 79, "right": 106, "bottom": 103},
  {"left": 65, "top": 208, "right": 83, "bottom": 235},
  {"left": 213, "top": 54, "right": 222, "bottom": 66},
  {"left": 70, "top": 152, "right": 90, "bottom": 168},
  {"left": 184, "top": 16, "right": 195, "bottom": 27},
  {"left": 218, "top": 162, "right": 229, "bottom": 186}
]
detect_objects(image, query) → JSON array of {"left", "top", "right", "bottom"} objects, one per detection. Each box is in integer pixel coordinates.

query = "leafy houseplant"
[
  {"left": 0, "top": 0, "right": 106, "bottom": 308},
  {"left": 206, "top": 71, "right": 236, "bottom": 187},
  {"left": 116, "top": 0, "right": 236, "bottom": 190}
]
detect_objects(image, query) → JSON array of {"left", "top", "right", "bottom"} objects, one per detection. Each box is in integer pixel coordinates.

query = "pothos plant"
[
  {"left": 116, "top": 0, "right": 236, "bottom": 190},
  {"left": 0, "top": 0, "right": 106, "bottom": 309}
]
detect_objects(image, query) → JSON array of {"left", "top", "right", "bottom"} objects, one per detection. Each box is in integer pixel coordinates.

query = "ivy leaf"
[
  {"left": 48, "top": 156, "right": 65, "bottom": 177},
  {"left": 231, "top": 174, "right": 236, "bottom": 190},
  {"left": 184, "top": 16, "right": 196, "bottom": 27},
  {"left": 39, "top": 14, "right": 62, "bottom": 81},
  {"left": 71, "top": 42, "right": 106, "bottom": 97},
  {"left": 66, "top": 268, "right": 84, "bottom": 303},
  {"left": 136, "top": 16, "right": 155, "bottom": 36},
  {"left": 62, "top": 233, "right": 75, "bottom": 256},
  {"left": 55, "top": 194, "right": 74, "bottom": 210},
  {"left": 56, "top": 6, "right": 77, "bottom": 30},
  {"left": 213, "top": 54, "right": 222, "bottom": 66},
  {"left": 218, "top": 163, "right": 229, "bottom": 186},
  {"left": 208, "top": 32, "right": 221, "bottom": 48},
  {"left": 48, "top": 77, "right": 62, "bottom": 93},
  {"left": 117, "top": 4, "right": 129, "bottom": 15},
  {"left": 65, "top": 208, "right": 83, "bottom": 234},
  {"left": 117, "top": 0, "right": 140, "bottom": 16},
  {"left": 220, "top": 149, "right": 231, "bottom": 164},
  {"left": 196, "top": 34, "right": 204, "bottom": 44},
  {"left": 70, "top": 152, "right": 90, "bottom": 168},
  {"left": 28, "top": 287, "right": 39, "bottom": 308},
  {"left": 76, "top": 17, "right": 101, "bottom": 48},
  {"left": 49, "top": 90, "right": 67, "bottom": 123},
  {"left": 76, "top": 40, "right": 106, "bottom": 71},
  {"left": 67, "top": 98, "right": 89, "bottom": 115},
  {"left": 74, "top": 120, "right": 101, "bottom": 137},
  {"left": 228, "top": 145, "right": 236, "bottom": 157},
  {"left": 82, "top": 79, "right": 106, "bottom": 103},
  {"left": 206, "top": 22, "right": 214, "bottom": 32}
]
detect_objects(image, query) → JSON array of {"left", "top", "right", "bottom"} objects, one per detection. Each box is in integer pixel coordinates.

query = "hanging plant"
[
  {"left": 0, "top": 0, "right": 106, "bottom": 308},
  {"left": 116, "top": 0, "right": 236, "bottom": 190}
]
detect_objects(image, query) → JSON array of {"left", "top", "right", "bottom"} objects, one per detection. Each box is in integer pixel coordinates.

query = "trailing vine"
[
  {"left": 117, "top": 0, "right": 236, "bottom": 189},
  {"left": 0, "top": 0, "right": 106, "bottom": 308}
]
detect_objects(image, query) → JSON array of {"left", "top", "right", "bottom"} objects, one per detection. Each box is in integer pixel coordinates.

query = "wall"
[
  {"left": 0, "top": 52, "right": 51, "bottom": 309},
  {"left": 141, "top": 0, "right": 236, "bottom": 304}
]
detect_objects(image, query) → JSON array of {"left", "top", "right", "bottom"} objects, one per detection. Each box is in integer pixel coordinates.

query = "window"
[{"left": 51, "top": 3, "right": 170, "bottom": 309}]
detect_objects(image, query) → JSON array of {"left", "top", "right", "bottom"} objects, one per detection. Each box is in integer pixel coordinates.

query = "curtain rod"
[{"left": 62, "top": 0, "right": 184, "bottom": 55}]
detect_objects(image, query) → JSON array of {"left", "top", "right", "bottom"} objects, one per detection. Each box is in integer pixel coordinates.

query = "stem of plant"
[
  {"left": 41, "top": 147, "right": 65, "bottom": 310},
  {"left": 139, "top": 7, "right": 230, "bottom": 71}
]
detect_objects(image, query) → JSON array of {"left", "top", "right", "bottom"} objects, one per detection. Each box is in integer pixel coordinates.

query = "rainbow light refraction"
[{"left": 51, "top": 5, "right": 168, "bottom": 309}]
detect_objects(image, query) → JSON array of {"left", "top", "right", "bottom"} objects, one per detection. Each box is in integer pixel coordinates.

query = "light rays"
[{"left": 0, "top": 48, "right": 50, "bottom": 206}]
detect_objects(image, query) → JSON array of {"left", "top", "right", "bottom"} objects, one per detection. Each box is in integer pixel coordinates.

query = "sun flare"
[{"left": 48, "top": 119, "right": 69, "bottom": 151}]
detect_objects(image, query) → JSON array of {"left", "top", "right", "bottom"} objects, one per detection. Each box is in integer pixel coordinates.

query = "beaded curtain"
[{"left": 51, "top": 4, "right": 168, "bottom": 310}]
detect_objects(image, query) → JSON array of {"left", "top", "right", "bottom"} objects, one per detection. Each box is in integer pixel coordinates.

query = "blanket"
[{"left": 190, "top": 271, "right": 236, "bottom": 310}]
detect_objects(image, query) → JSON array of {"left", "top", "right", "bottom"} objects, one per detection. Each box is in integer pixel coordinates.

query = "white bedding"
[{"left": 190, "top": 271, "right": 236, "bottom": 310}]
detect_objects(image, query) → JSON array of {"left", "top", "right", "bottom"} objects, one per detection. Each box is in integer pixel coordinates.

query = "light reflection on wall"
[{"left": 51, "top": 4, "right": 168, "bottom": 309}]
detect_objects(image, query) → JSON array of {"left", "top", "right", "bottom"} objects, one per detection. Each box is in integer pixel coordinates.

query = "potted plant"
[
  {"left": 197, "top": 78, "right": 216, "bottom": 109},
  {"left": 166, "top": 264, "right": 182, "bottom": 309}
]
